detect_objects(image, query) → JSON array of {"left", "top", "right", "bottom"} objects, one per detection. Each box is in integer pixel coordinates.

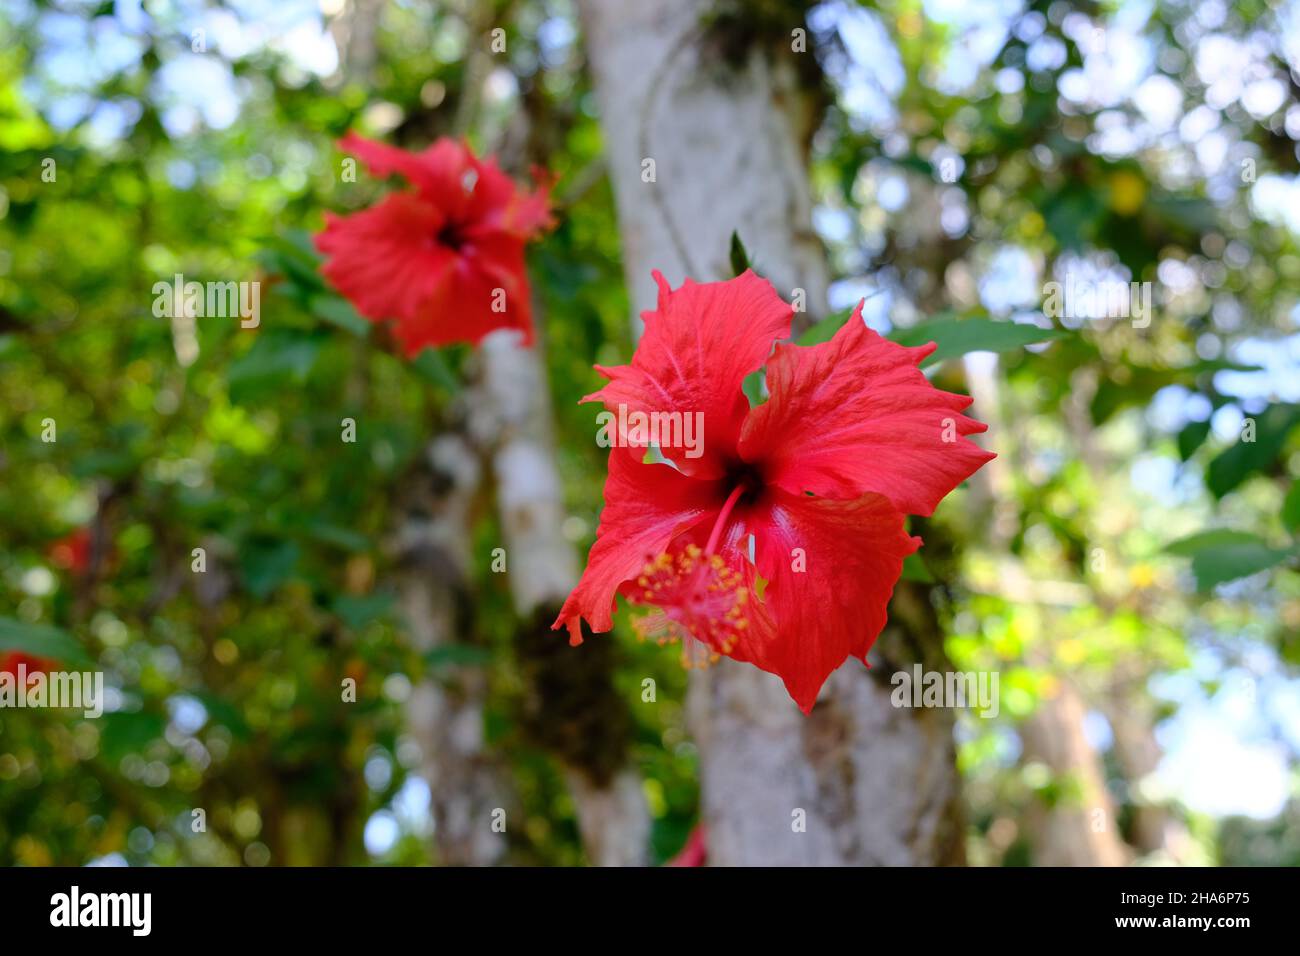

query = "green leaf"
[
  {"left": 192, "top": 691, "right": 251, "bottom": 740},
  {"left": 1165, "top": 531, "right": 1296, "bottom": 591},
  {"left": 1176, "top": 419, "right": 1211, "bottom": 461},
  {"left": 70, "top": 448, "right": 139, "bottom": 480},
  {"left": 729, "top": 230, "right": 749, "bottom": 277},
  {"left": 255, "top": 230, "right": 325, "bottom": 292},
  {"left": 901, "top": 552, "right": 935, "bottom": 583},
  {"left": 774, "top": 309, "right": 1062, "bottom": 401},
  {"left": 890, "top": 315, "right": 1067, "bottom": 367},
  {"left": 278, "top": 228, "right": 324, "bottom": 263},
  {"left": 1043, "top": 182, "right": 1106, "bottom": 250},
  {"left": 1149, "top": 195, "right": 1219, "bottom": 234},
  {"left": 0, "top": 618, "right": 94, "bottom": 667},
  {"left": 308, "top": 524, "right": 371, "bottom": 552},
  {"left": 1190, "top": 542, "right": 1295, "bottom": 592},
  {"left": 796, "top": 310, "right": 1067, "bottom": 366},
  {"left": 410, "top": 347, "right": 460, "bottom": 393},
  {"left": 310, "top": 294, "right": 369, "bottom": 336},
  {"left": 741, "top": 367, "right": 766, "bottom": 408},
  {"left": 1205, "top": 404, "right": 1300, "bottom": 498},
  {"left": 99, "top": 711, "right": 166, "bottom": 758},
  {"left": 228, "top": 329, "right": 326, "bottom": 403},
  {"left": 424, "top": 645, "right": 493, "bottom": 669},
  {"left": 1284, "top": 480, "right": 1300, "bottom": 537},
  {"left": 254, "top": 247, "right": 325, "bottom": 294},
  {"left": 240, "top": 538, "right": 301, "bottom": 599},
  {"left": 1165, "top": 529, "right": 1263, "bottom": 556},
  {"left": 795, "top": 307, "right": 854, "bottom": 347},
  {"left": 333, "top": 593, "right": 394, "bottom": 631}
]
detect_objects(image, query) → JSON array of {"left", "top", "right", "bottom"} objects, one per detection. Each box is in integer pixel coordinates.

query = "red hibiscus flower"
[
  {"left": 47, "top": 527, "right": 92, "bottom": 575},
  {"left": 0, "top": 652, "right": 58, "bottom": 676},
  {"left": 315, "top": 133, "right": 553, "bottom": 355},
  {"left": 666, "top": 824, "right": 708, "bottom": 867},
  {"left": 554, "top": 270, "right": 994, "bottom": 712}
]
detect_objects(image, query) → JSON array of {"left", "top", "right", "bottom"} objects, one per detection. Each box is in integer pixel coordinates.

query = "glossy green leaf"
[
  {"left": 729, "top": 230, "right": 749, "bottom": 277},
  {"left": 0, "top": 618, "right": 93, "bottom": 668},
  {"left": 891, "top": 316, "right": 1067, "bottom": 367},
  {"left": 1205, "top": 404, "right": 1300, "bottom": 498}
]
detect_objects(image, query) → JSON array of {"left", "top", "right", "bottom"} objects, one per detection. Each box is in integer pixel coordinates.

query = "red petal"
[
  {"left": 317, "top": 193, "right": 453, "bottom": 319},
  {"left": 316, "top": 195, "right": 534, "bottom": 352},
  {"left": 339, "top": 133, "right": 473, "bottom": 213},
  {"left": 391, "top": 234, "right": 535, "bottom": 355},
  {"left": 341, "top": 133, "right": 553, "bottom": 241},
  {"left": 666, "top": 825, "right": 708, "bottom": 866},
  {"left": 583, "top": 271, "right": 793, "bottom": 479},
  {"left": 322, "top": 134, "right": 550, "bottom": 350},
  {"left": 48, "top": 527, "right": 92, "bottom": 573},
  {"left": 743, "top": 488, "right": 919, "bottom": 713},
  {"left": 0, "top": 652, "right": 59, "bottom": 675},
  {"left": 463, "top": 156, "right": 554, "bottom": 239},
  {"left": 740, "top": 304, "right": 995, "bottom": 516},
  {"left": 554, "top": 450, "right": 727, "bottom": 636}
]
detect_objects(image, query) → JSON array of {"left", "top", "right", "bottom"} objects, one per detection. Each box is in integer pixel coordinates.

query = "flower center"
[
  {"left": 722, "top": 460, "right": 765, "bottom": 503},
  {"left": 628, "top": 482, "right": 752, "bottom": 667},
  {"left": 629, "top": 545, "right": 749, "bottom": 665},
  {"left": 436, "top": 221, "right": 466, "bottom": 250}
]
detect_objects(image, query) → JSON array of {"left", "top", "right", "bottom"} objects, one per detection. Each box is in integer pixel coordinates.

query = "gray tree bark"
[
  {"left": 467, "top": 331, "right": 650, "bottom": 866},
  {"left": 392, "top": 433, "right": 511, "bottom": 866},
  {"left": 328, "top": 0, "right": 513, "bottom": 867},
  {"left": 325, "top": 0, "right": 386, "bottom": 81},
  {"left": 1020, "top": 679, "right": 1130, "bottom": 867},
  {"left": 580, "top": 0, "right": 964, "bottom": 865},
  {"left": 1104, "top": 687, "right": 1190, "bottom": 861},
  {"left": 968, "top": 345, "right": 1132, "bottom": 866},
  {"left": 345, "top": 0, "right": 651, "bottom": 865}
]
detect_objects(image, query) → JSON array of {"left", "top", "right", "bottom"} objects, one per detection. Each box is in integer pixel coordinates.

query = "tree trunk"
[
  {"left": 467, "top": 332, "right": 650, "bottom": 866},
  {"left": 1020, "top": 679, "right": 1130, "bottom": 866},
  {"left": 361, "top": 3, "right": 650, "bottom": 864},
  {"left": 325, "top": 0, "right": 386, "bottom": 81},
  {"left": 580, "top": 0, "right": 964, "bottom": 865},
  {"left": 328, "top": 1, "right": 517, "bottom": 867},
  {"left": 392, "top": 433, "right": 511, "bottom": 866},
  {"left": 1104, "top": 691, "right": 1189, "bottom": 860},
  {"left": 968, "top": 353, "right": 1133, "bottom": 866},
  {"left": 471, "top": 333, "right": 580, "bottom": 614}
]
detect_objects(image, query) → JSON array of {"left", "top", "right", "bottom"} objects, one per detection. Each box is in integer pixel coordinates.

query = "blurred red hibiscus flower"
[
  {"left": 0, "top": 652, "right": 58, "bottom": 676},
  {"left": 666, "top": 825, "right": 708, "bottom": 867},
  {"left": 555, "top": 270, "right": 994, "bottom": 712},
  {"left": 47, "top": 527, "right": 92, "bottom": 575},
  {"left": 316, "top": 133, "right": 553, "bottom": 355}
]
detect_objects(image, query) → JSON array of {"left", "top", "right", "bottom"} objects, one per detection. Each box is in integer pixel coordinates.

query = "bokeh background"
[{"left": 2, "top": 0, "right": 1299, "bottom": 866}]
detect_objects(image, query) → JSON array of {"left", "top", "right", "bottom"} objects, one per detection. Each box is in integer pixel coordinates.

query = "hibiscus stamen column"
[
  {"left": 629, "top": 482, "right": 750, "bottom": 666},
  {"left": 703, "top": 483, "right": 746, "bottom": 556}
]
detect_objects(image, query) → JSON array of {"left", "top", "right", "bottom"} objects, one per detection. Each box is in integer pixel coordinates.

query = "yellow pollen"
[{"left": 627, "top": 547, "right": 751, "bottom": 666}]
